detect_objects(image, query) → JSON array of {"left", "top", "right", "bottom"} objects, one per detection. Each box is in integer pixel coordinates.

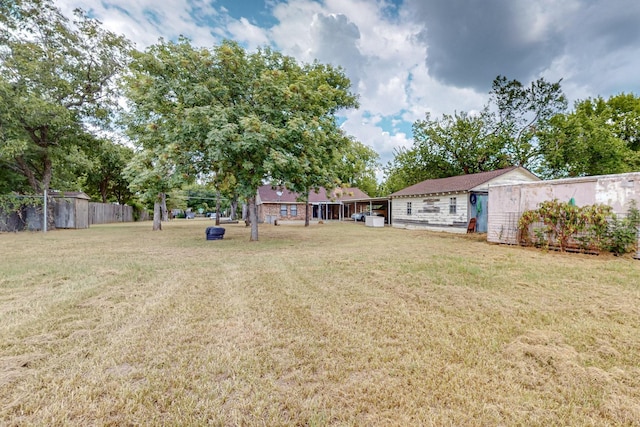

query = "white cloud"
[
  {"left": 268, "top": 0, "right": 430, "bottom": 160},
  {"left": 308, "top": 13, "right": 365, "bottom": 87},
  {"left": 227, "top": 17, "right": 270, "bottom": 50},
  {"left": 341, "top": 110, "right": 412, "bottom": 166},
  {"left": 57, "top": 0, "right": 222, "bottom": 48},
  {"left": 270, "top": 0, "right": 324, "bottom": 60},
  {"left": 53, "top": 0, "right": 640, "bottom": 182}
]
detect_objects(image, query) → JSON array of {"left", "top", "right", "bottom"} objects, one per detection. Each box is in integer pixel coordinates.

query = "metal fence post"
[{"left": 43, "top": 189, "right": 47, "bottom": 233}]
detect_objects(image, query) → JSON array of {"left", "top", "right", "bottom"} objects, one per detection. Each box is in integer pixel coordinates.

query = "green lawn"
[{"left": 1, "top": 220, "right": 640, "bottom": 425}]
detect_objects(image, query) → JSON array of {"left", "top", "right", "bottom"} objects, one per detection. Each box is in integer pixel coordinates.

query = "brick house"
[{"left": 257, "top": 185, "right": 370, "bottom": 223}]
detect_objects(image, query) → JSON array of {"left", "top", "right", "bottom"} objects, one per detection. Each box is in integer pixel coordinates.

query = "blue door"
[{"left": 475, "top": 194, "right": 488, "bottom": 233}]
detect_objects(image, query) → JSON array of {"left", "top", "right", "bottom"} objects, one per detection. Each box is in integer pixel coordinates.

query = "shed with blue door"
[{"left": 389, "top": 167, "right": 540, "bottom": 234}]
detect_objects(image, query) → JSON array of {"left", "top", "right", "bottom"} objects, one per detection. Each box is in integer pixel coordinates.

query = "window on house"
[
  {"left": 290, "top": 205, "right": 297, "bottom": 216},
  {"left": 280, "top": 204, "right": 287, "bottom": 217},
  {"left": 407, "top": 202, "right": 412, "bottom": 215},
  {"left": 449, "top": 197, "right": 457, "bottom": 214}
]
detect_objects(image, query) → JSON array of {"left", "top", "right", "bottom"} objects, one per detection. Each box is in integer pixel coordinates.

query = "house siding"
[
  {"left": 259, "top": 202, "right": 308, "bottom": 223},
  {"left": 392, "top": 191, "right": 469, "bottom": 231},
  {"left": 470, "top": 168, "right": 540, "bottom": 192},
  {"left": 389, "top": 168, "right": 540, "bottom": 233}
]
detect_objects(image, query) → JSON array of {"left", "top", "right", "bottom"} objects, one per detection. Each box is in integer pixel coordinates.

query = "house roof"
[
  {"left": 258, "top": 185, "right": 369, "bottom": 203},
  {"left": 389, "top": 166, "right": 524, "bottom": 197}
]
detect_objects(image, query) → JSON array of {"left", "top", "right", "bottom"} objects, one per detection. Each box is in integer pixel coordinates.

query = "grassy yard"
[{"left": 1, "top": 220, "right": 640, "bottom": 426}]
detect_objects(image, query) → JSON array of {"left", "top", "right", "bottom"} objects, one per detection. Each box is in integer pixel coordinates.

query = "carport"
[{"left": 342, "top": 197, "right": 391, "bottom": 223}]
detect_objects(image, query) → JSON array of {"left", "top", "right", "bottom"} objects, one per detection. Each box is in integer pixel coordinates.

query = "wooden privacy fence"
[
  {"left": 1, "top": 196, "right": 148, "bottom": 231},
  {"left": 89, "top": 202, "right": 133, "bottom": 224}
]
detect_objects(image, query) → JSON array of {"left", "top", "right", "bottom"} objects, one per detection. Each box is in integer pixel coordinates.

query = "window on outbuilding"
[
  {"left": 280, "top": 204, "right": 287, "bottom": 217},
  {"left": 407, "top": 202, "right": 412, "bottom": 215},
  {"left": 449, "top": 197, "right": 457, "bottom": 214},
  {"left": 291, "top": 204, "right": 297, "bottom": 216}
]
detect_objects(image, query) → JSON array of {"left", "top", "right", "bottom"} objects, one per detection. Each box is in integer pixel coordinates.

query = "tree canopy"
[
  {"left": 383, "top": 75, "right": 568, "bottom": 191},
  {"left": 0, "top": 0, "right": 131, "bottom": 194},
  {"left": 538, "top": 93, "right": 640, "bottom": 178},
  {"left": 124, "top": 38, "right": 359, "bottom": 238},
  {"left": 83, "top": 138, "right": 135, "bottom": 204},
  {"left": 334, "top": 137, "right": 380, "bottom": 197},
  {"left": 490, "top": 75, "right": 567, "bottom": 168}
]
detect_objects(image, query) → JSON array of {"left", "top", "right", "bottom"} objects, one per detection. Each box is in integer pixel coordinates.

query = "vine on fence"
[
  {"left": 518, "top": 199, "right": 640, "bottom": 255},
  {"left": 0, "top": 194, "right": 44, "bottom": 230}
]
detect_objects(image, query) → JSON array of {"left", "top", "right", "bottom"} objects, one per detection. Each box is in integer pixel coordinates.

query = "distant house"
[
  {"left": 257, "top": 185, "right": 370, "bottom": 223},
  {"left": 389, "top": 167, "right": 539, "bottom": 233}
]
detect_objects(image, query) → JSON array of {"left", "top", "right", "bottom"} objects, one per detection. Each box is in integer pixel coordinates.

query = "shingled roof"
[
  {"left": 258, "top": 185, "right": 369, "bottom": 203},
  {"left": 390, "top": 166, "right": 522, "bottom": 197}
]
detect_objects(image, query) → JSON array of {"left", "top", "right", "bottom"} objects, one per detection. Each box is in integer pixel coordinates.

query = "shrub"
[
  {"left": 605, "top": 200, "right": 640, "bottom": 256},
  {"left": 518, "top": 199, "right": 614, "bottom": 253}
]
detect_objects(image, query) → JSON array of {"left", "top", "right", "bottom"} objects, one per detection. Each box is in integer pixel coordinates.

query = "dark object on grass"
[{"left": 206, "top": 226, "right": 225, "bottom": 240}]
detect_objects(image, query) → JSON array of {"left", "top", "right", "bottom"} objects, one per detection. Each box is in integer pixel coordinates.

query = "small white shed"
[{"left": 389, "top": 167, "right": 539, "bottom": 233}]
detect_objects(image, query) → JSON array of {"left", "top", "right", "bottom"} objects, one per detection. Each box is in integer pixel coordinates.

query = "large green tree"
[
  {"left": 264, "top": 59, "right": 362, "bottom": 226},
  {"left": 382, "top": 109, "right": 508, "bottom": 193},
  {"left": 413, "top": 109, "right": 510, "bottom": 175},
  {"left": 125, "top": 38, "right": 358, "bottom": 238},
  {"left": 382, "top": 76, "right": 567, "bottom": 192},
  {"left": 380, "top": 146, "right": 427, "bottom": 195},
  {"left": 203, "top": 44, "right": 358, "bottom": 237},
  {"left": 335, "top": 137, "right": 380, "bottom": 197},
  {"left": 0, "top": 0, "right": 131, "bottom": 194},
  {"left": 123, "top": 145, "right": 181, "bottom": 230},
  {"left": 538, "top": 94, "right": 640, "bottom": 178},
  {"left": 490, "top": 75, "right": 567, "bottom": 168},
  {"left": 82, "top": 138, "right": 135, "bottom": 204},
  {"left": 122, "top": 38, "right": 211, "bottom": 230}
]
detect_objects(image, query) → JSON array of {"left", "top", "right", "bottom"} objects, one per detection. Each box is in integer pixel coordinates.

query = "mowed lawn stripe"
[{"left": 1, "top": 220, "right": 640, "bottom": 425}]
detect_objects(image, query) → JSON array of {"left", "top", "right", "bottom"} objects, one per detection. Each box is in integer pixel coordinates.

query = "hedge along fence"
[{"left": 518, "top": 199, "right": 640, "bottom": 255}]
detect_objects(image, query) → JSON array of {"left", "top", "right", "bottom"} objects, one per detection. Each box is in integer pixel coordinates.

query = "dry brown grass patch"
[{"left": 1, "top": 220, "right": 640, "bottom": 425}]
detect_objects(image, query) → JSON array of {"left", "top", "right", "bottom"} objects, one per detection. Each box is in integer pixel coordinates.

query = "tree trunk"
[
  {"left": 304, "top": 191, "right": 310, "bottom": 227},
  {"left": 215, "top": 190, "right": 221, "bottom": 225},
  {"left": 248, "top": 196, "right": 258, "bottom": 241},
  {"left": 230, "top": 197, "right": 238, "bottom": 220},
  {"left": 45, "top": 192, "right": 55, "bottom": 231},
  {"left": 153, "top": 199, "right": 162, "bottom": 230},
  {"left": 242, "top": 203, "right": 248, "bottom": 221},
  {"left": 100, "top": 180, "right": 108, "bottom": 203},
  {"left": 16, "top": 155, "right": 42, "bottom": 193},
  {"left": 160, "top": 193, "right": 168, "bottom": 222}
]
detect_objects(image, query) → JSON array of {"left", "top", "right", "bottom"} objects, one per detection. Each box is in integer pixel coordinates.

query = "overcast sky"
[{"left": 57, "top": 0, "right": 640, "bottom": 174}]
